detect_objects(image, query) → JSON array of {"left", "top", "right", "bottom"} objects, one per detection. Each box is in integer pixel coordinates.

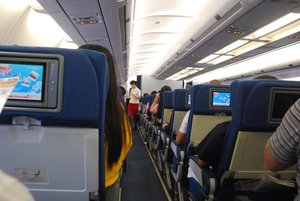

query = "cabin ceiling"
[
  {"left": 37, "top": 0, "right": 127, "bottom": 83},
  {"left": 12, "top": 0, "right": 300, "bottom": 83}
]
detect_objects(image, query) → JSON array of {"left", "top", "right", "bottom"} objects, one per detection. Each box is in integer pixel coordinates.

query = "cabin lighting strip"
[
  {"left": 196, "top": 13, "right": 300, "bottom": 65},
  {"left": 189, "top": 41, "right": 300, "bottom": 84},
  {"left": 166, "top": 67, "right": 203, "bottom": 80}
]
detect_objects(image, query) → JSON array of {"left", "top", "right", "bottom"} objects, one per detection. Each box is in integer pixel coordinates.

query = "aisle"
[{"left": 121, "top": 129, "right": 169, "bottom": 201}]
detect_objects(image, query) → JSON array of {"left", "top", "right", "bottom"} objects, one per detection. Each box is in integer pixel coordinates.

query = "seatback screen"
[
  {"left": 212, "top": 91, "right": 231, "bottom": 107},
  {"left": 0, "top": 63, "right": 45, "bottom": 101},
  {"left": 269, "top": 89, "right": 300, "bottom": 122},
  {"left": 185, "top": 91, "right": 191, "bottom": 108}
]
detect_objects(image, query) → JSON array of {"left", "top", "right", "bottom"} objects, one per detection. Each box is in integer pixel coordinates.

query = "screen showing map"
[
  {"left": 0, "top": 63, "right": 44, "bottom": 101},
  {"left": 212, "top": 91, "right": 230, "bottom": 107}
]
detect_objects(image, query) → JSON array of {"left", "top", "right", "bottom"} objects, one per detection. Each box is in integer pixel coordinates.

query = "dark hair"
[
  {"left": 151, "top": 91, "right": 157, "bottom": 95},
  {"left": 79, "top": 44, "right": 128, "bottom": 167},
  {"left": 143, "top": 93, "right": 149, "bottom": 97},
  {"left": 120, "top": 86, "right": 126, "bottom": 96},
  {"left": 254, "top": 75, "right": 277, "bottom": 80},
  {"left": 157, "top": 85, "right": 172, "bottom": 119},
  {"left": 130, "top": 80, "right": 137, "bottom": 85}
]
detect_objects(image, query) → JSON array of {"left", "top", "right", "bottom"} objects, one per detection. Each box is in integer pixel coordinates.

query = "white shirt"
[
  {"left": 0, "top": 170, "right": 35, "bottom": 201},
  {"left": 129, "top": 87, "right": 141, "bottom": 104},
  {"left": 179, "top": 110, "right": 190, "bottom": 134}
]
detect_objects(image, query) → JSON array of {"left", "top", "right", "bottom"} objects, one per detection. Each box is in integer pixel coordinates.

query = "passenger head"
[
  {"left": 254, "top": 75, "right": 277, "bottom": 80},
  {"left": 130, "top": 80, "right": 137, "bottom": 88},
  {"left": 143, "top": 93, "right": 149, "bottom": 97},
  {"left": 157, "top": 85, "right": 172, "bottom": 119},
  {"left": 151, "top": 90, "right": 157, "bottom": 95},
  {"left": 79, "top": 44, "right": 126, "bottom": 167},
  {"left": 208, "top": 79, "right": 222, "bottom": 85}
]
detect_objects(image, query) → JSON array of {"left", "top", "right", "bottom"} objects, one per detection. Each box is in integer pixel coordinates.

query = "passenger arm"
[
  {"left": 176, "top": 131, "right": 186, "bottom": 145},
  {"left": 264, "top": 144, "right": 291, "bottom": 171},
  {"left": 264, "top": 100, "right": 300, "bottom": 172},
  {"left": 150, "top": 93, "right": 160, "bottom": 114}
]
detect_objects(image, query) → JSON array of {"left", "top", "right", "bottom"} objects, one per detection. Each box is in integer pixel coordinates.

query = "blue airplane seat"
[
  {"left": 197, "top": 80, "right": 300, "bottom": 201},
  {"left": 146, "top": 94, "right": 155, "bottom": 121},
  {"left": 185, "top": 84, "right": 231, "bottom": 148},
  {"left": 162, "top": 91, "right": 174, "bottom": 125},
  {"left": 183, "top": 84, "right": 231, "bottom": 201},
  {"left": 162, "top": 89, "right": 189, "bottom": 200},
  {"left": 168, "top": 89, "right": 190, "bottom": 138},
  {"left": 0, "top": 46, "right": 109, "bottom": 201},
  {"left": 143, "top": 94, "right": 155, "bottom": 141}
]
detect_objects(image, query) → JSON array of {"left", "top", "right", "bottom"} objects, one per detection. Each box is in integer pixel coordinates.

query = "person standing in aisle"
[{"left": 128, "top": 80, "right": 141, "bottom": 130}]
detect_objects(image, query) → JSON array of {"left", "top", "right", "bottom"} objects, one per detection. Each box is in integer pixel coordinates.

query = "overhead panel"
[
  {"left": 99, "top": 0, "right": 128, "bottom": 83},
  {"left": 160, "top": 0, "right": 300, "bottom": 81}
]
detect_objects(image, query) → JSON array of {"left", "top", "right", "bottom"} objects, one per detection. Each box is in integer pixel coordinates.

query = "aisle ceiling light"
[
  {"left": 166, "top": 67, "right": 203, "bottom": 80},
  {"left": 128, "top": 0, "right": 210, "bottom": 77}
]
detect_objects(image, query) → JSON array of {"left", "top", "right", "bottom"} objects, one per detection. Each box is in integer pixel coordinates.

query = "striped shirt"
[{"left": 267, "top": 98, "right": 300, "bottom": 201}]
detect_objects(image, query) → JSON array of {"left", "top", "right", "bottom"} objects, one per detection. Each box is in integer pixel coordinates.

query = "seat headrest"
[
  {"left": 191, "top": 84, "right": 231, "bottom": 115},
  {"left": 163, "top": 91, "right": 174, "bottom": 108},
  {"left": 173, "top": 89, "right": 189, "bottom": 111},
  {"left": 0, "top": 46, "right": 109, "bottom": 128}
]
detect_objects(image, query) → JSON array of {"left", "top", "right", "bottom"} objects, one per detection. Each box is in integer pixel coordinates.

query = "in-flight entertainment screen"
[
  {"left": 0, "top": 62, "right": 45, "bottom": 101},
  {"left": 212, "top": 91, "right": 231, "bottom": 107}
]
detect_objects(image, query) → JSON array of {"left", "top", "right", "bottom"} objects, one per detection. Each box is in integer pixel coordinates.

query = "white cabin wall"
[{"left": 140, "top": 75, "right": 182, "bottom": 95}]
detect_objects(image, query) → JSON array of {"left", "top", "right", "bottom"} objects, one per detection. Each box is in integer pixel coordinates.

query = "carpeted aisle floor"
[{"left": 121, "top": 129, "right": 168, "bottom": 201}]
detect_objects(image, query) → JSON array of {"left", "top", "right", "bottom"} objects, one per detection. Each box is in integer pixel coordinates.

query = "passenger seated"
[
  {"left": 0, "top": 169, "right": 35, "bottom": 201},
  {"left": 264, "top": 98, "right": 300, "bottom": 200},
  {"left": 176, "top": 79, "right": 222, "bottom": 145},
  {"left": 194, "top": 121, "right": 231, "bottom": 167},
  {"left": 188, "top": 75, "right": 278, "bottom": 199},
  {"left": 187, "top": 75, "right": 277, "bottom": 166},
  {"left": 150, "top": 85, "right": 172, "bottom": 125},
  {"left": 79, "top": 44, "right": 132, "bottom": 189}
]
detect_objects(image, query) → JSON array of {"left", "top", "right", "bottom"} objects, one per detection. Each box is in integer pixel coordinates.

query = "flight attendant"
[{"left": 128, "top": 80, "right": 141, "bottom": 130}]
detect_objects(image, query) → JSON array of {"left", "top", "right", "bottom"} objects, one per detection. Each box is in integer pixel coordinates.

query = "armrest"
[
  {"left": 170, "top": 141, "right": 184, "bottom": 160},
  {"left": 189, "top": 155, "right": 217, "bottom": 199}
]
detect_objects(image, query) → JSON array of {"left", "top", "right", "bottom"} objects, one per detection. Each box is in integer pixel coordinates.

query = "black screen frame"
[
  {"left": 0, "top": 51, "right": 64, "bottom": 113},
  {"left": 185, "top": 90, "right": 191, "bottom": 108},
  {"left": 268, "top": 87, "right": 300, "bottom": 123}
]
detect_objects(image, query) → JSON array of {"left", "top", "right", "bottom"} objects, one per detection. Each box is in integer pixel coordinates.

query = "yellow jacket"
[{"left": 104, "top": 114, "right": 132, "bottom": 187}]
